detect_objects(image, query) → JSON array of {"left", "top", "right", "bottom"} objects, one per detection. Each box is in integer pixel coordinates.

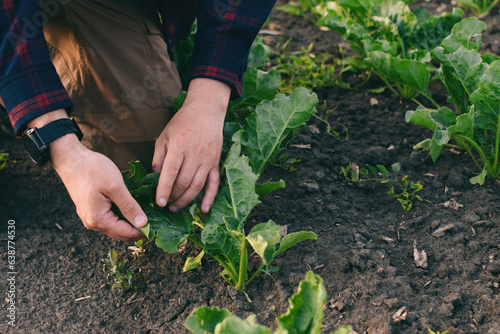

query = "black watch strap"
[{"left": 36, "top": 118, "right": 83, "bottom": 145}]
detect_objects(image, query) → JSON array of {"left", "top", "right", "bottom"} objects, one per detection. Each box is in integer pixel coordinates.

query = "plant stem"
[
  {"left": 455, "top": 134, "right": 492, "bottom": 175},
  {"left": 187, "top": 235, "right": 239, "bottom": 285},
  {"left": 235, "top": 239, "right": 248, "bottom": 290},
  {"left": 246, "top": 263, "right": 265, "bottom": 286}
]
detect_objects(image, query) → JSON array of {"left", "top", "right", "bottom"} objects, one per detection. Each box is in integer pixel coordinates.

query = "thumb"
[{"left": 108, "top": 184, "right": 148, "bottom": 228}]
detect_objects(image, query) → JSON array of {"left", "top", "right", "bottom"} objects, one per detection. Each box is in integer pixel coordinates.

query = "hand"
[
  {"left": 30, "top": 109, "right": 148, "bottom": 241},
  {"left": 152, "top": 78, "right": 231, "bottom": 213}
]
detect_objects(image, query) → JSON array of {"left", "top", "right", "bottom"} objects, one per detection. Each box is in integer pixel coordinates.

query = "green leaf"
[
  {"left": 248, "top": 35, "right": 273, "bottom": 69},
  {"left": 405, "top": 106, "right": 437, "bottom": 131},
  {"left": 255, "top": 180, "right": 286, "bottom": 198},
  {"left": 433, "top": 46, "right": 485, "bottom": 115},
  {"left": 332, "top": 325, "right": 355, "bottom": 334},
  {"left": 201, "top": 224, "right": 240, "bottom": 270},
  {"left": 230, "top": 68, "right": 281, "bottom": 110},
  {"left": 481, "top": 53, "right": 500, "bottom": 65},
  {"left": 122, "top": 161, "right": 147, "bottom": 191},
  {"left": 138, "top": 202, "right": 196, "bottom": 253},
  {"left": 470, "top": 168, "right": 487, "bottom": 185},
  {"left": 470, "top": 60, "right": 500, "bottom": 137},
  {"left": 215, "top": 315, "right": 271, "bottom": 334},
  {"left": 247, "top": 221, "right": 282, "bottom": 265},
  {"left": 185, "top": 306, "right": 232, "bottom": 334},
  {"left": 182, "top": 250, "right": 205, "bottom": 273},
  {"left": 207, "top": 138, "right": 260, "bottom": 231},
  {"left": 411, "top": 8, "right": 463, "bottom": 51},
  {"left": 276, "top": 271, "right": 327, "bottom": 334},
  {"left": 364, "top": 51, "right": 433, "bottom": 101},
  {"left": 391, "top": 162, "right": 401, "bottom": 175},
  {"left": 172, "top": 91, "right": 187, "bottom": 111},
  {"left": 242, "top": 88, "right": 318, "bottom": 174},
  {"left": 440, "top": 17, "right": 486, "bottom": 53},
  {"left": 274, "top": 231, "right": 318, "bottom": 257}
]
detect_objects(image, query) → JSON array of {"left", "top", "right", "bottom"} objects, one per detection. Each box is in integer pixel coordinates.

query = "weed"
[
  {"left": 100, "top": 249, "right": 143, "bottom": 292},
  {"left": 342, "top": 162, "right": 423, "bottom": 211}
]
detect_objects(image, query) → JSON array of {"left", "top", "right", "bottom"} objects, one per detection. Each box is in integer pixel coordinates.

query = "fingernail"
[
  {"left": 134, "top": 214, "right": 147, "bottom": 227},
  {"left": 203, "top": 205, "right": 211, "bottom": 212},
  {"left": 170, "top": 205, "right": 179, "bottom": 213},
  {"left": 158, "top": 197, "right": 167, "bottom": 207}
]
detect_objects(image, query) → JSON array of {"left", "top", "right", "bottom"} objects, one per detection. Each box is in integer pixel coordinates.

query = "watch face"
[{"left": 22, "top": 130, "right": 49, "bottom": 165}]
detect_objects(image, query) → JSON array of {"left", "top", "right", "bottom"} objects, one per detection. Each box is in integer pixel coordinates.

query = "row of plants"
[
  {"left": 280, "top": 0, "right": 500, "bottom": 184},
  {"left": 101, "top": 4, "right": 499, "bottom": 331}
]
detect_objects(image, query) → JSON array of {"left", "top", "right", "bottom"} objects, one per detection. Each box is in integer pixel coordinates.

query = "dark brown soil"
[{"left": 1, "top": 2, "right": 500, "bottom": 333}]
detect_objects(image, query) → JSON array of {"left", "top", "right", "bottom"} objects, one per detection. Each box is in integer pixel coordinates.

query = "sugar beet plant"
[
  {"left": 118, "top": 59, "right": 318, "bottom": 289},
  {"left": 406, "top": 18, "right": 500, "bottom": 184},
  {"left": 280, "top": 0, "right": 462, "bottom": 103},
  {"left": 185, "top": 271, "right": 354, "bottom": 334}
]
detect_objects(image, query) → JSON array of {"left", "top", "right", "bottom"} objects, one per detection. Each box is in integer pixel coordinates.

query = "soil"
[{"left": 1, "top": 1, "right": 500, "bottom": 333}]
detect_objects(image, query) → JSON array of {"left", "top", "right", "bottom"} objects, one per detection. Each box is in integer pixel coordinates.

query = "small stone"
[
  {"left": 299, "top": 181, "right": 319, "bottom": 192},
  {"left": 430, "top": 220, "right": 441, "bottom": 229},
  {"left": 432, "top": 224, "right": 455, "bottom": 237},
  {"left": 463, "top": 211, "right": 480, "bottom": 223},
  {"left": 384, "top": 298, "right": 399, "bottom": 309},
  {"left": 443, "top": 292, "right": 462, "bottom": 307}
]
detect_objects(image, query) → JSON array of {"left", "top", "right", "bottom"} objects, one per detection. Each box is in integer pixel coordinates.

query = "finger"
[
  {"left": 168, "top": 160, "right": 201, "bottom": 205},
  {"left": 152, "top": 140, "right": 167, "bottom": 174},
  {"left": 169, "top": 166, "right": 209, "bottom": 212},
  {"left": 104, "top": 219, "right": 146, "bottom": 242},
  {"left": 201, "top": 166, "right": 220, "bottom": 213},
  {"left": 156, "top": 148, "right": 184, "bottom": 207},
  {"left": 83, "top": 206, "right": 146, "bottom": 242},
  {"left": 106, "top": 183, "right": 148, "bottom": 228}
]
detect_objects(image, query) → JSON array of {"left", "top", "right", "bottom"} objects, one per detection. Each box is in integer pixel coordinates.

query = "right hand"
[{"left": 51, "top": 133, "right": 147, "bottom": 241}]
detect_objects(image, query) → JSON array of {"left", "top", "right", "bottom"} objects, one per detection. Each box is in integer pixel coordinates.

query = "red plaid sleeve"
[
  {"left": 188, "top": 0, "right": 276, "bottom": 99},
  {"left": 0, "top": 0, "right": 73, "bottom": 135}
]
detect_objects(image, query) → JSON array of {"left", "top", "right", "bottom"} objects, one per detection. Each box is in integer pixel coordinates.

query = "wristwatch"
[{"left": 22, "top": 118, "right": 83, "bottom": 165}]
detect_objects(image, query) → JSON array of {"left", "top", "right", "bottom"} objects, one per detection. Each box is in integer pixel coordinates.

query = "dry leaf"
[
  {"left": 308, "top": 124, "right": 320, "bottom": 134},
  {"left": 392, "top": 306, "right": 408, "bottom": 323},
  {"left": 380, "top": 235, "right": 395, "bottom": 243},
  {"left": 442, "top": 198, "right": 463, "bottom": 210},
  {"left": 413, "top": 240, "right": 428, "bottom": 269},
  {"left": 290, "top": 144, "right": 311, "bottom": 149},
  {"left": 432, "top": 223, "right": 455, "bottom": 237}
]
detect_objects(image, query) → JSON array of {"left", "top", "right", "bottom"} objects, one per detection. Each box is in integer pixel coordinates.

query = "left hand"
[{"left": 152, "top": 78, "right": 231, "bottom": 213}]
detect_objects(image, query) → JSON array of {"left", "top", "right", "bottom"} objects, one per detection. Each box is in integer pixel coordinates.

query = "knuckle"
[
  {"left": 192, "top": 179, "right": 206, "bottom": 193},
  {"left": 165, "top": 163, "right": 179, "bottom": 176},
  {"left": 175, "top": 177, "right": 191, "bottom": 190},
  {"left": 119, "top": 200, "right": 137, "bottom": 217}
]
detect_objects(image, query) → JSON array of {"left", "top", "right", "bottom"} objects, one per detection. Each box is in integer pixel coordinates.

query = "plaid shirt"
[{"left": 0, "top": 0, "right": 276, "bottom": 135}]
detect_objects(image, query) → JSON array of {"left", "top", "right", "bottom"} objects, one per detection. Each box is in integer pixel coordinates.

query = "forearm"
[{"left": 184, "top": 78, "right": 231, "bottom": 114}]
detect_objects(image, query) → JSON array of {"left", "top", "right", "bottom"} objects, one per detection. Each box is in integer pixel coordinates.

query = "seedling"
[
  {"left": 0, "top": 153, "right": 9, "bottom": 170},
  {"left": 428, "top": 328, "right": 450, "bottom": 334},
  {"left": 342, "top": 162, "right": 423, "bottom": 211},
  {"left": 100, "top": 249, "right": 142, "bottom": 292},
  {"left": 185, "top": 271, "right": 354, "bottom": 334},
  {"left": 272, "top": 153, "right": 301, "bottom": 173}
]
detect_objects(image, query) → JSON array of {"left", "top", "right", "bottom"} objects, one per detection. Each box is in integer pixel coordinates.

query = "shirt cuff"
[{"left": 1, "top": 64, "right": 73, "bottom": 135}]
